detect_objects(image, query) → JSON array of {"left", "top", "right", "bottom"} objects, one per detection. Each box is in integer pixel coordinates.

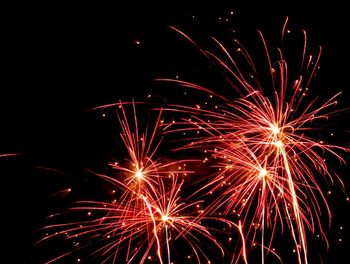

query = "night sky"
[{"left": 2, "top": 2, "right": 349, "bottom": 263}]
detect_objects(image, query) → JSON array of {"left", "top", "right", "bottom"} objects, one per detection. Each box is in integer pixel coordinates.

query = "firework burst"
[
  {"left": 41, "top": 172, "right": 236, "bottom": 264},
  {"left": 40, "top": 17, "right": 348, "bottom": 264},
  {"left": 159, "top": 19, "right": 348, "bottom": 263},
  {"left": 41, "top": 102, "right": 237, "bottom": 263},
  {"left": 107, "top": 102, "right": 190, "bottom": 195}
]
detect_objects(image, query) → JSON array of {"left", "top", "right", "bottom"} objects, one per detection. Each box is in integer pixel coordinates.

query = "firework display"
[{"left": 39, "top": 18, "right": 348, "bottom": 264}]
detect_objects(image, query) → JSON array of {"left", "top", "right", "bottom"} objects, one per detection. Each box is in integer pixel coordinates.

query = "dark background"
[{"left": 2, "top": 2, "right": 349, "bottom": 263}]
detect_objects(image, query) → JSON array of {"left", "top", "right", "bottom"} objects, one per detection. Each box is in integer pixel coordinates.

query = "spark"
[
  {"left": 161, "top": 214, "right": 169, "bottom": 223},
  {"left": 275, "top": 140, "right": 283, "bottom": 148},
  {"left": 271, "top": 124, "right": 280, "bottom": 135},
  {"left": 259, "top": 168, "right": 267, "bottom": 178},
  {"left": 135, "top": 170, "right": 144, "bottom": 180}
]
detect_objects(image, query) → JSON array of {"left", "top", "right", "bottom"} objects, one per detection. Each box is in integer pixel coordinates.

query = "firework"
[
  {"left": 41, "top": 172, "right": 237, "bottom": 263},
  {"left": 108, "top": 102, "right": 190, "bottom": 194},
  {"left": 159, "top": 19, "right": 348, "bottom": 263},
  {"left": 96, "top": 102, "right": 194, "bottom": 227},
  {"left": 0, "top": 153, "right": 17, "bottom": 157},
  {"left": 41, "top": 102, "right": 237, "bottom": 263},
  {"left": 40, "top": 17, "right": 348, "bottom": 264}
]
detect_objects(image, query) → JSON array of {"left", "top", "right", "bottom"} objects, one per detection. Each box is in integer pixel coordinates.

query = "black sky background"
[{"left": 2, "top": 2, "right": 350, "bottom": 263}]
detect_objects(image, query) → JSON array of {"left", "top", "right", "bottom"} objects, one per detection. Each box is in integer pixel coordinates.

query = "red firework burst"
[
  {"left": 41, "top": 102, "right": 238, "bottom": 263},
  {"left": 158, "top": 18, "right": 348, "bottom": 263},
  {"left": 41, "top": 173, "right": 237, "bottom": 263}
]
